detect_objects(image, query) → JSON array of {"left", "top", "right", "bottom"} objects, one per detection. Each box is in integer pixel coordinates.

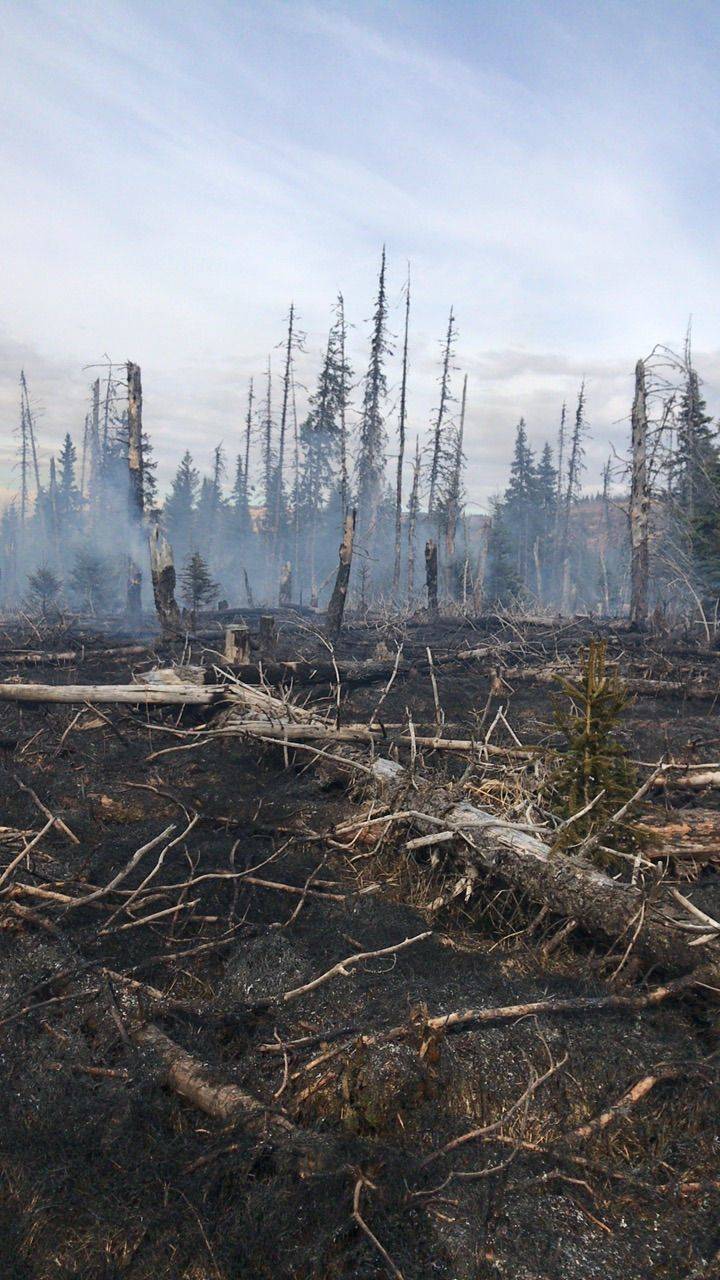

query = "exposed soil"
[{"left": 0, "top": 612, "right": 719, "bottom": 1280}]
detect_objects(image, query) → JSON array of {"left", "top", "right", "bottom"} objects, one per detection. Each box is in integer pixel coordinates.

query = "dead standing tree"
[
  {"left": 326, "top": 508, "right": 356, "bottom": 639},
  {"left": 355, "top": 248, "right": 391, "bottom": 588},
  {"left": 425, "top": 538, "right": 439, "bottom": 617},
  {"left": 558, "top": 382, "right": 587, "bottom": 614},
  {"left": 148, "top": 524, "right": 182, "bottom": 637},
  {"left": 126, "top": 361, "right": 144, "bottom": 623},
  {"left": 392, "top": 269, "right": 411, "bottom": 599},
  {"left": 442, "top": 373, "right": 467, "bottom": 599},
  {"left": 427, "top": 307, "right": 457, "bottom": 523},
  {"left": 406, "top": 436, "right": 421, "bottom": 601},
  {"left": 629, "top": 359, "right": 650, "bottom": 627}
]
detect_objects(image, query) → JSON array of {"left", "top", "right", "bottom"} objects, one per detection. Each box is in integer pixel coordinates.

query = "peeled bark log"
[
  {"left": 0, "top": 682, "right": 215, "bottom": 705},
  {"left": 134, "top": 1023, "right": 293, "bottom": 1129},
  {"left": 149, "top": 526, "right": 182, "bottom": 637},
  {"left": 326, "top": 508, "right": 356, "bottom": 639}
]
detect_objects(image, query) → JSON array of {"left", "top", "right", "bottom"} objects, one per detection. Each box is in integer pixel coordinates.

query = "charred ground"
[{"left": 0, "top": 611, "right": 719, "bottom": 1280}]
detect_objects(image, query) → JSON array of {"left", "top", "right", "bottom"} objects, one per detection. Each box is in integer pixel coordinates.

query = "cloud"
[{"left": 0, "top": 0, "right": 719, "bottom": 511}]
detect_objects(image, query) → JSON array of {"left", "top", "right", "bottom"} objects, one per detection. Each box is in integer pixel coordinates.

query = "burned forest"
[{"left": 2, "top": 268, "right": 720, "bottom": 1280}]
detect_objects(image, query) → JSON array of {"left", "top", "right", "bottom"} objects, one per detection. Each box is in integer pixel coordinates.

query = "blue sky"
[{"left": 1, "top": 0, "right": 719, "bottom": 508}]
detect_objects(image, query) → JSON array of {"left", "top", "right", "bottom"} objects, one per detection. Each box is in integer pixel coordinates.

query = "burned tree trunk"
[
  {"left": 259, "top": 614, "right": 277, "bottom": 660},
  {"left": 326, "top": 508, "right": 356, "bottom": 639},
  {"left": 148, "top": 525, "right": 182, "bottom": 637},
  {"left": 425, "top": 539, "right": 439, "bottom": 618},
  {"left": 630, "top": 359, "right": 650, "bottom": 628},
  {"left": 392, "top": 271, "right": 410, "bottom": 598},
  {"left": 279, "top": 561, "right": 292, "bottom": 607},
  {"left": 407, "top": 437, "right": 421, "bottom": 601},
  {"left": 126, "top": 362, "right": 144, "bottom": 624},
  {"left": 443, "top": 374, "right": 467, "bottom": 600}
]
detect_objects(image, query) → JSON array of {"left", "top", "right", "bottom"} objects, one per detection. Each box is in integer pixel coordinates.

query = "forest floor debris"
[{"left": 1, "top": 611, "right": 720, "bottom": 1279}]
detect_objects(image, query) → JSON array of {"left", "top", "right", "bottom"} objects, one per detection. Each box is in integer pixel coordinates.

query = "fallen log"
[
  {"left": 218, "top": 681, "right": 720, "bottom": 984},
  {"left": 0, "top": 682, "right": 215, "bottom": 706},
  {"left": 0, "top": 644, "right": 150, "bottom": 666},
  {"left": 654, "top": 769, "right": 720, "bottom": 791},
  {"left": 639, "top": 807, "right": 720, "bottom": 861},
  {"left": 508, "top": 663, "right": 720, "bottom": 700},
  {"left": 133, "top": 1023, "right": 294, "bottom": 1129}
]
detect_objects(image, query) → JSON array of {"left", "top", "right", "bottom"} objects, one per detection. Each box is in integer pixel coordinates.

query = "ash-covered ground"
[{"left": 0, "top": 611, "right": 718, "bottom": 1280}]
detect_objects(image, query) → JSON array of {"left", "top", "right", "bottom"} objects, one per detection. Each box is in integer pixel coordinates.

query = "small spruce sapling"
[
  {"left": 550, "top": 640, "right": 641, "bottom": 863},
  {"left": 27, "top": 566, "right": 62, "bottom": 618},
  {"left": 180, "top": 551, "right": 218, "bottom": 628},
  {"left": 69, "top": 551, "right": 117, "bottom": 615}
]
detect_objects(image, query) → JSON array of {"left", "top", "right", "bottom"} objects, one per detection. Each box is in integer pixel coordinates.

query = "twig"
[
  {"left": 13, "top": 775, "right": 80, "bottom": 845},
  {"left": 352, "top": 1177, "right": 405, "bottom": 1280},
  {"left": 64, "top": 825, "right": 175, "bottom": 910},
  {"left": 280, "top": 932, "right": 432, "bottom": 1003},
  {"left": 421, "top": 1054, "right": 567, "bottom": 1167}
]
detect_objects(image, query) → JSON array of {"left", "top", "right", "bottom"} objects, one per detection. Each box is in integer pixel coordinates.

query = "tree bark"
[
  {"left": 219, "top": 680, "right": 720, "bottom": 984},
  {"left": 259, "top": 614, "right": 277, "bottom": 659},
  {"left": 425, "top": 539, "right": 439, "bottom": 618},
  {"left": 127, "top": 361, "right": 144, "bottom": 623},
  {"left": 133, "top": 1023, "right": 293, "bottom": 1129},
  {"left": 0, "top": 682, "right": 215, "bottom": 705},
  {"left": 326, "top": 508, "right": 356, "bottom": 639},
  {"left": 148, "top": 525, "right": 182, "bottom": 637},
  {"left": 224, "top": 624, "right": 250, "bottom": 664},
  {"left": 392, "top": 273, "right": 410, "bottom": 598},
  {"left": 279, "top": 561, "right": 292, "bottom": 606},
  {"left": 630, "top": 359, "right": 650, "bottom": 627}
]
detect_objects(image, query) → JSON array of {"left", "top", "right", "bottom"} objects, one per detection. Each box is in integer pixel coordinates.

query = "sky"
[{"left": 1, "top": 0, "right": 720, "bottom": 511}]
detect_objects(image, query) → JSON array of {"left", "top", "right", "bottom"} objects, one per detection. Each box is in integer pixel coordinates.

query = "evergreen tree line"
[
  {"left": 2, "top": 271, "right": 719, "bottom": 626},
  {"left": 486, "top": 349, "right": 720, "bottom": 621}
]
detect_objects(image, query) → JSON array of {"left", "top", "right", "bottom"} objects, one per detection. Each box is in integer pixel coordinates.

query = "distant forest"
[{"left": 2, "top": 251, "right": 719, "bottom": 633}]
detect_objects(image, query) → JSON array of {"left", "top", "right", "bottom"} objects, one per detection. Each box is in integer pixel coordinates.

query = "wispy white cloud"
[{"left": 0, "top": 0, "right": 718, "bottom": 510}]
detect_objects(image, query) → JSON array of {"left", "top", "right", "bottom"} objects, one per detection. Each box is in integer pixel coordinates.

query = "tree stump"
[
  {"left": 225, "top": 624, "right": 250, "bottom": 664},
  {"left": 149, "top": 526, "right": 182, "bottom": 637}
]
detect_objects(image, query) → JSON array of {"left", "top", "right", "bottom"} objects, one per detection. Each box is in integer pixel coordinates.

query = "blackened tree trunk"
[
  {"left": 242, "top": 377, "right": 254, "bottom": 540},
  {"left": 279, "top": 561, "right": 292, "bottom": 606},
  {"left": 127, "top": 362, "right": 144, "bottom": 520},
  {"left": 326, "top": 508, "right": 356, "bottom": 639},
  {"left": 629, "top": 359, "right": 649, "bottom": 627},
  {"left": 427, "top": 307, "right": 456, "bottom": 521},
  {"left": 425, "top": 538, "right": 439, "bottom": 618},
  {"left": 337, "top": 293, "right": 350, "bottom": 518},
  {"left": 407, "top": 436, "right": 421, "bottom": 600},
  {"left": 126, "top": 362, "right": 144, "bottom": 623},
  {"left": 273, "top": 303, "right": 295, "bottom": 555},
  {"left": 559, "top": 383, "right": 586, "bottom": 614},
  {"left": 392, "top": 270, "right": 410, "bottom": 598},
  {"left": 443, "top": 373, "right": 467, "bottom": 599}
]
